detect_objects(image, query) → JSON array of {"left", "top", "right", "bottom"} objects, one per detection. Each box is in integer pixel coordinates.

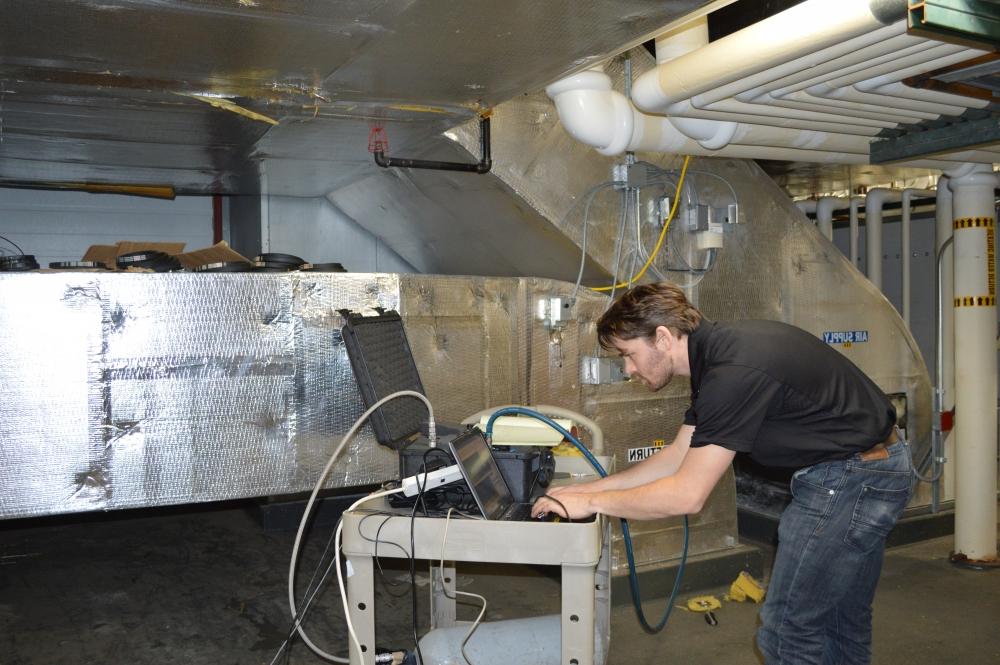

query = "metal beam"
[
  {"left": 909, "top": 0, "right": 1000, "bottom": 49},
  {"left": 870, "top": 114, "right": 1000, "bottom": 163}
]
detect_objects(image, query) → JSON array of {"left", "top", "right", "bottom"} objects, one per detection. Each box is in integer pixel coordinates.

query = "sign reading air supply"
[
  {"left": 628, "top": 439, "right": 666, "bottom": 463},
  {"left": 953, "top": 216, "right": 996, "bottom": 308},
  {"left": 822, "top": 330, "right": 869, "bottom": 348}
]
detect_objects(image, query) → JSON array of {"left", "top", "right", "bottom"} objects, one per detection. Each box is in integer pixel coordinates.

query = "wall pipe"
[
  {"left": 946, "top": 163, "right": 998, "bottom": 565},
  {"left": 901, "top": 188, "right": 937, "bottom": 326},
  {"left": 794, "top": 197, "right": 844, "bottom": 241},
  {"left": 934, "top": 175, "right": 955, "bottom": 509},
  {"left": 864, "top": 188, "right": 901, "bottom": 290},
  {"left": 850, "top": 197, "right": 863, "bottom": 267},
  {"left": 373, "top": 115, "right": 492, "bottom": 174},
  {"left": 815, "top": 196, "right": 843, "bottom": 241}
]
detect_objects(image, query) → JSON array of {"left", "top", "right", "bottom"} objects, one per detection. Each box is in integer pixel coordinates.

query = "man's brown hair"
[{"left": 597, "top": 282, "right": 703, "bottom": 349}]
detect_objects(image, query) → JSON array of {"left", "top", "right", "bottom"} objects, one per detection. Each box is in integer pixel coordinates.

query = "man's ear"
[{"left": 654, "top": 325, "right": 675, "bottom": 350}]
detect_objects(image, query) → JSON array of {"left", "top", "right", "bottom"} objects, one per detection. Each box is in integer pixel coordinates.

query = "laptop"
[{"left": 448, "top": 428, "right": 549, "bottom": 522}]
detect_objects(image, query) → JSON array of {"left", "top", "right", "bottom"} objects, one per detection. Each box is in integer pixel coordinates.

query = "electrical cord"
[
  {"left": 540, "top": 494, "right": 571, "bottom": 522},
  {"left": 407, "top": 448, "right": 441, "bottom": 665},
  {"left": 569, "top": 181, "right": 619, "bottom": 305},
  {"left": 0, "top": 233, "right": 25, "bottom": 256},
  {"left": 438, "top": 508, "right": 489, "bottom": 665},
  {"left": 593, "top": 155, "right": 692, "bottom": 292},
  {"left": 358, "top": 513, "right": 412, "bottom": 596},
  {"left": 484, "top": 406, "right": 690, "bottom": 634},
  {"left": 270, "top": 523, "right": 348, "bottom": 665},
  {"left": 607, "top": 189, "right": 630, "bottom": 304},
  {"left": 287, "top": 389, "right": 435, "bottom": 663},
  {"left": 333, "top": 489, "right": 406, "bottom": 659}
]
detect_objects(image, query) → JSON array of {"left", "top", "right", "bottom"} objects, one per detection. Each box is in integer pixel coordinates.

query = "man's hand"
[{"left": 531, "top": 491, "right": 596, "bottom": 521}]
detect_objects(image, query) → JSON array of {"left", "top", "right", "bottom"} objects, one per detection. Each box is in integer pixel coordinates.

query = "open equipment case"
[{"left": 339, "top": 309, "right": 554, "bottom": 505}]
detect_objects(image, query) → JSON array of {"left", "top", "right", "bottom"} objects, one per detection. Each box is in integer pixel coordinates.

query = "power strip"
[{"left": 401, "top": 464, "right": 464, "bottom": 497}]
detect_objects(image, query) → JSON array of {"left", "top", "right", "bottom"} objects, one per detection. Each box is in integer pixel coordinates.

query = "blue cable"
[{"left": 483, "top": 406, "right": 690, "bottom": 633}]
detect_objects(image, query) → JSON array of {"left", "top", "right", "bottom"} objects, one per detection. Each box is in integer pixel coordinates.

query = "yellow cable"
[{"left": 593, "top": 155, "right": 692, "bottom": 292}]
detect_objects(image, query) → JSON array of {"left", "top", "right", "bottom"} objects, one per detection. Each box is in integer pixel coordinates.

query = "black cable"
[
  {"left": 540, "top": 494, "right": 572, "bottom": 523},
  {"left": 359, "top": 512, "right": 411, "bottom": 598},
  {"left": 269, "top": 515, "right": 344, "bottom": 665},
  {"left": 0, "top": 233, "right": 24, "bottom": 255},
  {"left": 409, "top": 449, "right": 436, "bottom": 665},
  {"left": 406, "top": 446, "right": 460, "bottom": 662}
]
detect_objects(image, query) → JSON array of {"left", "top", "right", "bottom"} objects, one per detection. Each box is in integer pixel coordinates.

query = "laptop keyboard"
[{"left": 503, "top": 503, "right": 535, "bottom": 521}]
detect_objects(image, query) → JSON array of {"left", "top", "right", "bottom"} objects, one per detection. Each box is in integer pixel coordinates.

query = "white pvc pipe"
[
  {"left": 654, "top": 16, "right": 708, "bottom": 64},
  {"left": 631, "top": 0, "right": 892, "bottom": 113},
  {"left": 802, "top": 84, "right": 966, "bottom": 118},
  {"left": 901, "top": 188, "right": 937, "bottom": 326},
  {"left": 850, "top": 197, "right": 863, "bottom": 267},
  {"left": 935, "top": 176, "right": 956, "bottom": 501},
  {"left": 735, "top": 27, "right": 913, "bottom": 101},
  {"left": 861, "top": 81, "right": 990, "bottom": 111},
  {"left": 676, "top": 97, "right": 896, "bottom": 130},
  {"left": 761, "top": 34, "right": 926, "bottom": 97},
  {"left": 545, "top": 1, "right": 993, "bottom": 166},
  {"left": 816, "top": 196, "right": 844, "bottom": 241},
  {"left": 769, "top": 90, "right": 931, "bottom": 123},
  {"left": 821, "top": 43, "right": 973, "bottom": 89},
  {"left": 547, "top": 69, "right": 873, "bottom": 160},
  {"left": 796, "top": 197, "right": 844, "bottom": 240},
  {"left": 865, "top": 188, "right": 902, "bottom": 289},
  {"left": 946, "top": 164, "right": 999, "bottom": 563},
  {"left": 655, "top": 103, "right": 883, "bottom": 135}
]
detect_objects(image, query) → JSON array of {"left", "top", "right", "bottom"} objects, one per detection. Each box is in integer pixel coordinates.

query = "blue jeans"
[{"left": 756, "top": 439, "right": 912, "bottom": 665}]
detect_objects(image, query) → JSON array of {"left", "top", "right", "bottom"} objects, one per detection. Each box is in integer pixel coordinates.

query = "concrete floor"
[{"left": 1, "top": 501, "right": 998, "bottom": 665}]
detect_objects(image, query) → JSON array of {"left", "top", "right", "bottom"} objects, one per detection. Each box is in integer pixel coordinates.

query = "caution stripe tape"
[
  {"left": 953, "top": 217, "right": 995, "bottom": 229},
  {"left": 954, "top": 296, "right": 997, "bottom": 307}
]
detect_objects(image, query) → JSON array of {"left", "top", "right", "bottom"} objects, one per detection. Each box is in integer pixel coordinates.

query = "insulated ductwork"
[{"left": 546, "top": 0, "right": 993, "bottom": 165}]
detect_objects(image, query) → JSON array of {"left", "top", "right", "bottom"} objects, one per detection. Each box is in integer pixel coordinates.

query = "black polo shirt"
[{"left": 684, "top": 319, "right": 896, "bottom": 468}]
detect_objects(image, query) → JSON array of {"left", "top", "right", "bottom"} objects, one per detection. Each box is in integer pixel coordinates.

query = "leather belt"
[{"left": 858, "top": 428, "right": 898, "bottom": 462}]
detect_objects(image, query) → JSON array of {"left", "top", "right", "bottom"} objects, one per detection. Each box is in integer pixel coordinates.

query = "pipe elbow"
[
  {"left": 816, "top": 196, "right": 843, "bottom": 218},
  {"left": 670, "top": 116, "right": 739, "bottom": 150},
  {"left": 866, "top": 187, "right": 900, "bottom": 208},
  {"left": 548, "top": 71, "right": 634, "bottom": 155}
]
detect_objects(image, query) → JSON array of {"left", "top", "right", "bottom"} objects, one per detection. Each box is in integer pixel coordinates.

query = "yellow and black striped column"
[{"left": 948, "top": 165, "right": 998, "bottom": 563}]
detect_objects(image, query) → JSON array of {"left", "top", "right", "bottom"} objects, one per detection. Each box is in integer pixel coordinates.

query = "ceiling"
[
  {"left": 0, "top": 0, "right": 714, "bottom": 197},
  {"left": 1, "top": 1, "right": 997, "bottom": 202}
]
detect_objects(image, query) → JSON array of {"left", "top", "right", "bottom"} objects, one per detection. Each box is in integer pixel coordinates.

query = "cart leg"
[
  {"left": 561, "top": 564, "right": 596, "bottom": 665},
  {"left": 346, "top": 555, "right": 376, "bottom": 665}
]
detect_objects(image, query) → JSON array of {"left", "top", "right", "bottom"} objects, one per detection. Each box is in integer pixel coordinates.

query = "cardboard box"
[{"left": 81, "top": 240, "right": 250, "bottom": 271}]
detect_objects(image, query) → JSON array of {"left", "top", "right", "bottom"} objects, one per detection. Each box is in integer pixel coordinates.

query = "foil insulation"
[{"left": 0, "top": 272, "right": 401, "bottom": 518}]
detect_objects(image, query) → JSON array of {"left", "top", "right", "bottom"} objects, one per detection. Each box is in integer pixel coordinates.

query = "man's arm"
[
  {"left": 533, "top": 442, "right": 735, "bottom": 520},
  {"left": 549, "top": 424, "right": 694, "bottom": 495}
]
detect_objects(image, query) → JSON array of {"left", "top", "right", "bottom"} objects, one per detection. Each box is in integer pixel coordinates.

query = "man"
[{"left": 532, "top": 282, "right": 912, "bottom": 665}]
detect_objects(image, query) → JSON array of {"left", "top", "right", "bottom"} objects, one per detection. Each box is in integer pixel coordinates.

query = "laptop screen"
[{"left": 448, "top": 428, "right": 515, "bottom": 520}]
